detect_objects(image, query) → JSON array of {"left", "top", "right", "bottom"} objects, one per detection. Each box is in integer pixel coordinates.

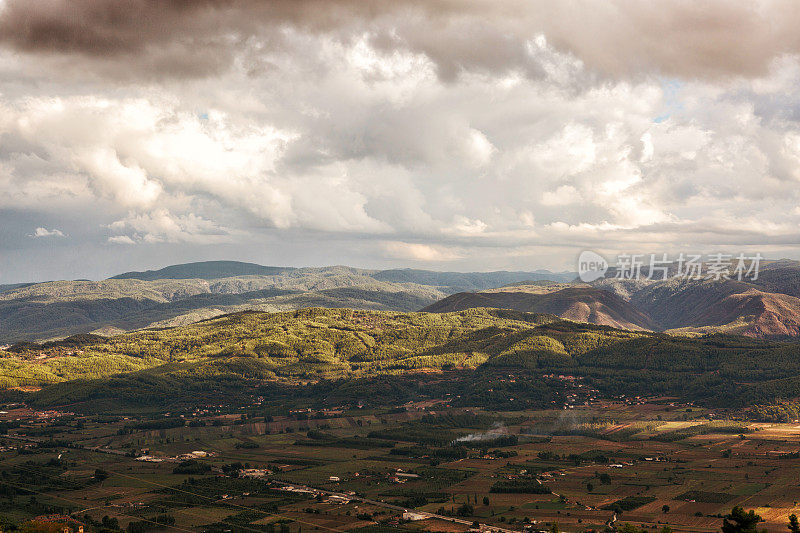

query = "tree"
[
  {"left": 457, "top": 503, "right": 474, "bottom": 517},
  {"left": 586, "top": 482, "right": 594, "bottom": 492},
  {"left": 94, "top": 468, "right": 109, "bottom": 482},
  {"left": 549, "top": 523, "right": 560, "bottom": 533},
  {"left": 722, "top": 506, "right": 765, "bottom": 533},
  {"left": 789, "top": 514, "right": 800, "bottom": 533},
  {"left": 482, "top": 496, "right": 490, "bottom": 506},
  {"left": 662, "top": 504, "right": 670, "bottom": 514}
]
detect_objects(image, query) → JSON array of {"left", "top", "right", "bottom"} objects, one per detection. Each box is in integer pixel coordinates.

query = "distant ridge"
[
  {"left": 0, "top": 282, "right": 34, "bottom": 294},
  {"left": 374, "top": 268, "right": 575, "bottom": 288},
  {"left": 111, "top": 261, "right": 577, "bottom": 287},
  {"left": 0, "top": 262, "right": 575, "bottom": 342},
  {"left": 422, "top": 286, "right": 655, "bottom": 331},
  {"left": 110, "top": 260, "right": 293, "bottom": 280},
  {"left": 17, "top": 258, "right": 800, "bottom": 342}
]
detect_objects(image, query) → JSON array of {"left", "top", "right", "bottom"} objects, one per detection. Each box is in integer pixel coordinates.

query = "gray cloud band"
[{"left": 2, "top": 0, "right": 800, "bottom": 80}]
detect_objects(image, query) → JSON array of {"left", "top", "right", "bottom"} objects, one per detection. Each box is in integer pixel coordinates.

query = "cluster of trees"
[
  {"left": 390, "top": 445, "right": 469, "bottom": 460},
  {"left": 602, "top": 496, "right": 656, "bottom": 513},
  {"left": 538, "top": 449, "right": 611, "bottom": 464},
  {"left": 172, "top": 460, "right": 211, "bottom": 475},
  {"left": 120, "top": 418, "right": 186, "bottom": 433},
  {"left": 749, "top": 401, "right": 800, "bottom": 422},
  {"left": 489, "top": 479, "right": 551, "bottom": 494}
]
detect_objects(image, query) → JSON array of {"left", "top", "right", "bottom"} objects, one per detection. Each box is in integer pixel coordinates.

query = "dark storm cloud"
[
  {"left": 4, "top": 0, "right": 800, "bottom": 81},
  {"left": 0, "top": 0, "right": 456, "bottom": 79}
]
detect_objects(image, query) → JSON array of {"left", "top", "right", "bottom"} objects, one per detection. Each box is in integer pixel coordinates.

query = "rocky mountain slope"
[
  {"left": 423, "top": 262, "right": 800, "bottom": 339},
  {"left": 422, "top": 286, "right": 655, "bottom": 331}
]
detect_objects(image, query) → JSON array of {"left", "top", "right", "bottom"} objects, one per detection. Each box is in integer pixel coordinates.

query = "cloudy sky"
[{"left": 2, "top": 0, "right": 800, "bottom": 282}]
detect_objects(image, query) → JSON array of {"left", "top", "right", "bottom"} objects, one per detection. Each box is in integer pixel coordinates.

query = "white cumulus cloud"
[{"left": 31, "top": 227, "right": 65, "bottom": 238}]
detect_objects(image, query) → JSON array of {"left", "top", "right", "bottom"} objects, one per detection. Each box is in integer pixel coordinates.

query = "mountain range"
[
  {"left": 0, "top": 261, "right": 573, "bottom": 342},
  {"left": 426, "top": 261, "right": 800, "bottom": 339},
  {"left": 4, "top": 259, "right": 800, "bottom": 343}
]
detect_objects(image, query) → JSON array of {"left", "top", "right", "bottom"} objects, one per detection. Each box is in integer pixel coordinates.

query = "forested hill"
[
  {"left": 0, "top": 262, "right": 574, "bottom": 342},
  {"left": 2, "top": 307, "right": 799, "bottom": 413},
  {"left": 111, "top": 260, "right": 293, "bottom": 280}
]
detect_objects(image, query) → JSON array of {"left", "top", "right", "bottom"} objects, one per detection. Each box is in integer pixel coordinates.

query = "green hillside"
[
  {"left": 2, "top": 307, "right": 798, "bottom": 413},
  {"left": 1, "top": 308, "right": 563, "bottom": 387}
]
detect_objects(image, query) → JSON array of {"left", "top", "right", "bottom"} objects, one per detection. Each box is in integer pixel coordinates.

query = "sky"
[{"left": 3, "top": 1, "right": 800, "bottom": 283}]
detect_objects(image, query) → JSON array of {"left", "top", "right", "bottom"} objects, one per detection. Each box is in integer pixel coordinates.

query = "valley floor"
[{"left": 1, "top": 399, "right": 799, "bottom": 533}]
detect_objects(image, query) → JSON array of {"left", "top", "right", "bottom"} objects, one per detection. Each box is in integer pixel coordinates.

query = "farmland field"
[{"left": 2, "top": 398, "right": 799, "bottom": 533}]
